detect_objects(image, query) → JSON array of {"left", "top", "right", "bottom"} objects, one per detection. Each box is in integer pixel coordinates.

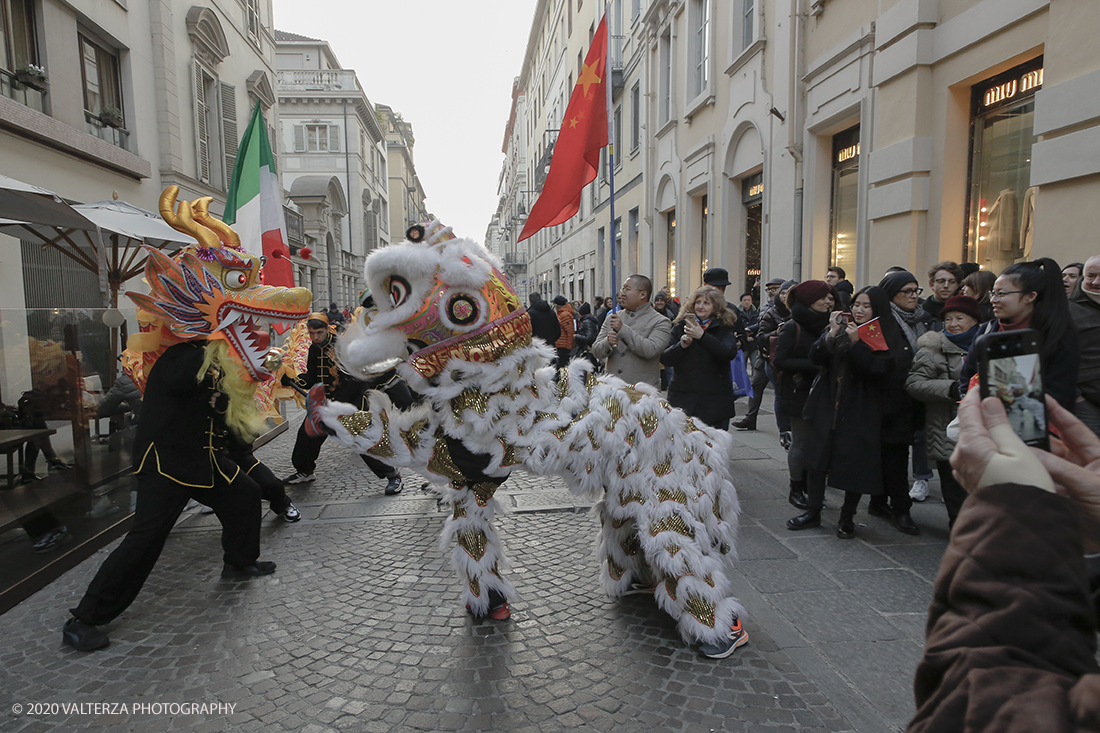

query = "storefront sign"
[
  {"left": 837, "top": 143, "right": 860, "bottom": 163},
  {"left": 976, "top": 58, "right": 1044, "bottom": 113},
  {"left": 748, "top": 183, "right": 763, "bottom": 197}
]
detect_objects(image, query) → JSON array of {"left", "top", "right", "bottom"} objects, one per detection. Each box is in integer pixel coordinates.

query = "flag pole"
[{"left": 606, "top": 2, "right": 617, "bottom": 307}]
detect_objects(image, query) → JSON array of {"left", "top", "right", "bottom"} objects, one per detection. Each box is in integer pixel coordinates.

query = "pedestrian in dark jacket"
[
  {"left": 527, "top": 293, "right": 561, "bottom": 348},
  {"left": 1070, "top": 255, "right": 1100, "bottom": 436},
  {"left": 774, "top": 281, "right": 835, "bottom": 523},
  {"left": 747, "top": 280, "right": 797, "bottom": 442},
  {"left": 571, "top": 302, "right": 600, "bottom": 369},
  {"left": 909, "top": 389, "right": 1100, "bottom": 733},
  {"left": 958, "top": 257, "right": 1078, "bottom": 412},
  {"left": 552, "top": 296, "right": 575, "bottom": 367},
  {"left": 661, "top": 286, "right": 739, "bottom": 429}
]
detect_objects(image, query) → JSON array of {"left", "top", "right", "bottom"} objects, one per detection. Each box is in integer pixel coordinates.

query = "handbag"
[{"left": 731, "top": 351, "right": 753, "bottom": 399}]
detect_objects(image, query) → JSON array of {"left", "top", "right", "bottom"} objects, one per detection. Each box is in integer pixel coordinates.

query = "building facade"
[
  {"left": 378, "top": 104, "right": 429, "bottom": 239},
  {"left": 275, "top": 30, "right": 390, "bottom": 310},
  {"left": 497, "top": 0, "right": 1100, "bottom": 301}
]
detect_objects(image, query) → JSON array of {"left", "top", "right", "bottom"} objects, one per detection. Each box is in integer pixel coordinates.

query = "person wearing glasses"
[
  {"left": 958, "top": 258, "right": 1078, "bottom": 412},
  {"left": 921, "top": 261, "right": 964, "bottom": 329}
]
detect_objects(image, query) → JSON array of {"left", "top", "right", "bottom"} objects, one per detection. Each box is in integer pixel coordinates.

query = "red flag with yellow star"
[
  {"left": 858, "top": 317, "right": 889, "bottom": 351},
  {"left": 518, "top": 16, "right": 608, "bottom": 242}
]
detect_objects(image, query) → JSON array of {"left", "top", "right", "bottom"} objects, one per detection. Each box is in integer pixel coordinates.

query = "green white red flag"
[
  {"left": 224, "top": 101, "right": 294, "bottom": 287},
  {"left": 518, "top": 15, "right": 609, "bottom": 241}
]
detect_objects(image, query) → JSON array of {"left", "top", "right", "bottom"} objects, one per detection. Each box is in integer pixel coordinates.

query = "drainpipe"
[{"left": 789, "top": 0, "right": 807, "bottom": 278}]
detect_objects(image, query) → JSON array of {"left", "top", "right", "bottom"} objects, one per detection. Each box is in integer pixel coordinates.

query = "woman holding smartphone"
[
  {"left": 958, "top": 257, "right": 1077, "bottom": 412},
  {"left": 661, "top": 286, "right": 740, "bottom": 430}
]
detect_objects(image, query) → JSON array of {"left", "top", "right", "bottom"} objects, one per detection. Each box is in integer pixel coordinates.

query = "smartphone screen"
[{"left": 977, "top": 330, "right": 1049, "bottom": 449}]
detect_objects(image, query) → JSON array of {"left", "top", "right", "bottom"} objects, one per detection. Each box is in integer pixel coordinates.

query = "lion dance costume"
[{"left": 307, "top": 221, "right": 744, "bottom": 649}]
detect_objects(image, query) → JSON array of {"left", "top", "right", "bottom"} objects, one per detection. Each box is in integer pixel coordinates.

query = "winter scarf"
[
  {"left": 945, "top": 324, "right": 979, "bottom": 352},
  {"left": 891, "top": 302, "right": 928, "bottom": 352}
]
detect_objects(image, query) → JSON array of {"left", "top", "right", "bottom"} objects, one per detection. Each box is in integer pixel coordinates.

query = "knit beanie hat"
[
  {"left": 579, "top": 302, "right": 591, "bottom": 316},
  {"left": 790, "top": 280, "right": 832, "bottom": 307},
  {"left": 879, "top": 270, "right": 918, "bottom": 300},
  {"left": 941, "top": 295, "right": 981, "bottom": 322},
  {"left": 552, "top": 295, "right": 568, "bottom": 306}
]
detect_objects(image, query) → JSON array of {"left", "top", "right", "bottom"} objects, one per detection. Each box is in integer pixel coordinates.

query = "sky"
[{"left": 271, "top": 0, "right": 538, "bottom": 245}]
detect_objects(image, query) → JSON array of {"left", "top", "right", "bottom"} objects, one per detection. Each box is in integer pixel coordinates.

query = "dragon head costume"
[{"left": 123, "top": 186, "right": 312, "bottom": 436}]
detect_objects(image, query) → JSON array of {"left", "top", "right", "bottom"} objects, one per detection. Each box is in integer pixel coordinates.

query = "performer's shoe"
[
  {"left": 32, "top": 526, "right": 72, "bottom": 553},
  {"left": 277, "top": 503, "right": 301, "bottom": 522},
  {"left": 700, "top": 618, "right": 749, "bottom": 659},
  {"left": 488, "top": 602, "right": 511, "bottom": 620},
  {"left": 732, "top": 417, "right": 756, "bottom": 431},
  {"left": 384, "top": 476, "right": 403, "bottom": 495},
  {"left": 894, "top": 512, "right": 921, "bottom": 536},
  {"left": 283, "top": 471, "right": 314, "bottom": 484},
  {"left": 62, "top": 618, "right": 109, "bottom": 652},
  {"left": 221, "top": 561, "right": 277, "bottom": 580}
]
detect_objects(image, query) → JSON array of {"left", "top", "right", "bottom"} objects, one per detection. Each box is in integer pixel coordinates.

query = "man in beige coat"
[{"left": 591, "top": 275, "right": 672, "bottom": 388}]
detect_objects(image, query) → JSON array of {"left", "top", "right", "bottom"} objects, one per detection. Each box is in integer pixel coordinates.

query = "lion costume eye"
[
  {"left": 387, "top": 276, "right": 411, "bottom": 308},
  {"left": 223, "top": 269, "right": 249, "bottom": 290}
]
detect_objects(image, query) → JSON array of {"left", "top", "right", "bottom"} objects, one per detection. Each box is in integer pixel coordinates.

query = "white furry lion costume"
[{"left": 306, "top": 222, "right": 744, "bottom": 647}]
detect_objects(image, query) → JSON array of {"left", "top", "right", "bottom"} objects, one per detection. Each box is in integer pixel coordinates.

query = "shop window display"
[
  {"left": 966, "top": 57, "right": 1043, "bottom": 273},
  {"left": 830, "top": 125, "right": 860, "bottom": 276}
]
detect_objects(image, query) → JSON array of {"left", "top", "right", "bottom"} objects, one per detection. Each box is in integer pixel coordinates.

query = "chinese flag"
[
  {"left": 518, "top": 16, "right": 609, "bottom": 242},
  {"left": 858, "top": 318, "right": 889, "bottom": 351}
]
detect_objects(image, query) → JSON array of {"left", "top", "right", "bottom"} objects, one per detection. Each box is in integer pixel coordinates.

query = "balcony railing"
[
  {"left": 277, "top": 69, "right": 360, "bottom": 93},
  {"left": 0, "top": 69, "right": 46, "bottom": 113},
  {"left": 84, "top": 111, "right": 130, "bottom": 151}
]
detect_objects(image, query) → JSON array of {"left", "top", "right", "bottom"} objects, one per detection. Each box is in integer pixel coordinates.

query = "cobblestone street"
[{"left": 0, "top": 403, "right": 953, "bottom": 732}]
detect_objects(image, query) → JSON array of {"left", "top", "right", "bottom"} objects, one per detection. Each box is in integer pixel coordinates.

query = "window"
[
  {"left": 567, "top": 0, "right": 572, "bottom": 36},
  {"left": 79, "top": 34, "right": 122, "bottom": 120},
  {"left": 830, "top": 125, "right": 860, "bottom": 275},
  {"left": 293, "top": 123, "right": 341, "bottom": 152},
  {"left": 613, "top": 0, "right": 623, "bottom": 38},
  {"left": 613, "top": 105, "right": 622, "bottom": 169},
  {"left": 245, "top": 0, "right": 260, "bottom": 47},
  {"left": 632, "top": 0, "right": 642, "bottom": 22},
  {"left": 742, "top": 0, "right": 755, "bottom": 50},
  {"left": 192, "top": 62, "right": 238, "bottom": 188},
  {"left": 1, "top": 0, "right": 37, "bottom": 73},
  {"left": 630, "top": 83, "right": 640, "bottom": 151},
  {"left": 659, "top": 29, "right": 671, "bottom": 124},
  {"left": 691, "top": 0, "right": 710, "bottom": 97}
]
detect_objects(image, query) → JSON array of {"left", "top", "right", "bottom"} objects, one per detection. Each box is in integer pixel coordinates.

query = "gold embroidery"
[
  {"left": 657, "top": 487, "right": 688, "bottom": 504},
  {"left": 470, "top": 482, "right": 498, "bottom": 507},
  {"left": 667, "top": 544, "right": 681, "bottom": 556},
  {"left": 624, "top": 386, "right": 645, "bottom": 404},
  {"left": 408, "top": 309, "right": 532, "bottom": 379},
  {"left": 453, "top": 503, "right": 467, "bottom": 519},
  {"left": 607, "top": 555, "right": 625, "bottom": 581},
  {"left": 587, "top": 428, "right": 600, "bottom": 450},
  {"left": 400, "top": 419, "right": 428, "bottom": 452},
  {"left": 685, "top": 594, "right": 716, "bottom": 628},
  {"left": 619, "top": 489, "right": 646, "bottom": 506},
  {"left": 468, "top": 573, "right": 480, "bottom": 597},
  {"left": 665, "top": 576, "right": 679, "bottom": 600},
  {"left": 557, "top": 369, "right": 570, "bottom": 400},
  {"left": 457, "top": 529, "right": 488, "bottom": 560},
  {"left": 498, "top": 439, "right": 521, "bottom": 467},
  {"left": 367, "top": 409, "right": 396, "bottom": 458},
  {"left": 604, "top": 397, "right": 623, "bottom": 430},
  {"left": 653, "top": 457, "right": 673, "bottom": 477},
  {"left": 585, "top": 371, "right": 598, "bottom": 393},
  {"left": 620, "top": 535, "right": 641, "bottom": 556},
  {"left": 649, "top": 515, "right": 695, "bottom": 538},
  {"left": 338, "top": 411, "right": 372, "bottom": 436},
  {"left": 427, "top": 437, "right": 467, "bottom": 484},
  {"left": 640, "top": 411, "right": 659, "bottom": 438}
]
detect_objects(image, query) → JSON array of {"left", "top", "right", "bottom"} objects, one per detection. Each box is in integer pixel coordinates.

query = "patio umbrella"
[
  {"left": 0, "top": 173, "right": 98, "bottom": 231},
  {"left": 0, "top": 200, "right": 192, "bottom": 308}
]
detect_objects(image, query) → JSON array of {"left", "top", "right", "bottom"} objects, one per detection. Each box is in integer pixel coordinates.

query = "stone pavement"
[{"left": 0, "top": 400, "right": 953, "bottom": 732}]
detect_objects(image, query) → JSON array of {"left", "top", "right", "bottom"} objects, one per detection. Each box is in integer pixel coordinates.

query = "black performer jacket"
[
  {"left": 287, "top": 332, "right": 415, "bottom": 410},
  {"left": 132, "top": 341, "right": 242, "bottom": 488}
]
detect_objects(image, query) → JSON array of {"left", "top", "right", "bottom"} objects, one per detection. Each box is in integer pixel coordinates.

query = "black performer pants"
[
  {"left": 291, "top": 422, "right": 397, "bottom": 479},
  {"left": 72, "top": 469, "right": 262, "bottom": 626},
  {"left": 248, "top": 460, "right": 293, "bottom": 514}
]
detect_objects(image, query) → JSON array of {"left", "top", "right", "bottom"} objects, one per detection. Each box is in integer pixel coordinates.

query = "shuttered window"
[
  {"left": 293, "top": 123, "right": 340, "bottom": 152},
  {"left": 221, "top": 82, "right": 237, "bottom": 185},
  {"left": 193, "top": 62, "right": 210, "bottom": 183}
]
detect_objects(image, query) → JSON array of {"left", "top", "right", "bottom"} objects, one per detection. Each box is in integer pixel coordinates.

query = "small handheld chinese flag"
[
  {"left": 858, "top": 317, "right": 889, "bottom": 351},
  {"left": 518, "top": 16, "right": 609, "bottom": 242}
]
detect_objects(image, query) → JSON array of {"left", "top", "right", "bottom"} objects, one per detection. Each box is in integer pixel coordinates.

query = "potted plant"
[
  {"left": 98, "top": 105, "right": 124, "bottom": 129},
  {"left": 14, "top": 64, "right": 48, "bottom": 91}
]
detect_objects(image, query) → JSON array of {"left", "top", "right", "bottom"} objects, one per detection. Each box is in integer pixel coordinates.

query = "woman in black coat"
[
  {"left": 661, "top": 286, "right": 739, "bottom": 429},
  {"left": 797, "top": 286, "right": 910, "bottom": 536},
  {"left": 773, "top": 281, "right": 836, "bottom": 525},
  {"left": 571, "top": 302, "right": 600, "bottom": 367}
]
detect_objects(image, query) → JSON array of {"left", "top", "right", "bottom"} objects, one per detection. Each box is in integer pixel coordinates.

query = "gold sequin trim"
[
  {"left": 619, "top": 490, "right": 646, "bottom": 507},
  {"left": 427, "top": 438, "right": 467, "bottom": 484},
  {"left": 585, "top": 371, "right": 598, "bottom": 393},
  {"left": 338, "top": 411, "right": 372, "bottom": 437},
  {"left": 498, "top": 439, "right": 521, "bottom": 467},
  {"left": 611, "top": 517, "right": 628, "bottom": 529},
  {"left": 649, "top": 515, "right": 695, "bottom": 538},
  {"left": 653, "top": 457, "right": 672, "bottom": 477},
  {"left": 640, "top": 411, "right": 659, "bottom": 438},
  {"left": 667, "top": 544, "right": 681, "bottom": 556},
  {"left": 552, "top": 425, "right": 570, "bottom": 441},
  {"left": 587, "top": 429, "right": 600, "bottom": 450},
  {"left": 400, "top": 419, "right": 428, "bottom": 452},
  {"left": 685, "top": 594, "right": 716, "bottom": 628},
  {"left": 451, "top": 388, "right": 489, "bottom": 423},
  {"left": 534, "top": 411, "right": 555, "bottom": 423},
  {"left": 470, "top": 482, "right": 498, "bottom": 507},
  {"left": 468, "top": 573, "right": 480, "bottom": 597},
  {"left": 604, "top": 397, "right": 623, "bottom": 429},
  {"left": 407, "top": 309, "right": 532, "bottom": 379},
  {"left": 657, "top": 487, "right": 688, "bottom": 504},
  {"left": 517, "top": 405, "right": 530, "bottom": 417},
  {"left": 665, "top": 576, "right": 679, "bottom": 600},
  {"left": 607, "top": 555, "right": 625, "bottom": 581},
  {"left": 585, "top": 461, "right": 594, "bottom": 474},
  {"left": 684, "top": 416, "right": 702, "bottom": 433},
  {"left": 557, "top": 369, "right": 570, "bottom": 400},
  {"left": 712, "top": 500, "right": 722, "bottom": 522},
  {"left": 457, "top": 529, "right": 488, "bottom": 561},
  {"left": 625, "top": 432, "right": 636, "bottom": 447},
  {"left": 621, "top": 536, "right": 641, "bottom": 556},
  {"left": 624, "top": 386, "right": 645, "bottom": 404},
  {"left": 366, "top": 410, "right": 396, "bottom": 458},
  {"left": 616, "top": 461, "right": 638, "bottom": 479},
  {"left": 453, "top": 503, "right": 467, "bottom": 519}
]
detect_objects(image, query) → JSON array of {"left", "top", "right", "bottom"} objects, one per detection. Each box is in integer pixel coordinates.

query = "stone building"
[
  {"left": 275, "top": 30, "right": 390, "bottom": 310},
  {"left": 378, "top": 104, "right": 429, "bottom": 239}
]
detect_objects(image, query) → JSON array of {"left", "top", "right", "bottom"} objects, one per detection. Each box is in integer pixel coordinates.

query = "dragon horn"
[
  {"left": 192, "top": 197, "right": 243, "bottom": 250},
  {"left": 158, "top": 186, "right": 219, "bottom": 250}
]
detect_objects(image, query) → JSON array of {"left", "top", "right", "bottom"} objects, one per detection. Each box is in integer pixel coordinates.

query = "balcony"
[
  {"left": 84, "top": 111, "right": 130, "bottom": 152},
  {"left": 277, "top": 69, "right": 360, "bottom": 93},
  {"left": 1, "top": 69, "right": 46, "bottom": 113},
  {"left": 503, "top": 251, "right": 527, "bottom": 274}
]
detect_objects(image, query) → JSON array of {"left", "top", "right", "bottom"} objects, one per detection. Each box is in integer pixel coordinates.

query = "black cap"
[
  {"left": 552, "top": 295, "right": 568, "bottom": 306},
  {"left": 703, "top": 267, "right": 731, "bottom": 287},
  {"left": 765, "top": 277, "right": 785, "bottom": 287}
]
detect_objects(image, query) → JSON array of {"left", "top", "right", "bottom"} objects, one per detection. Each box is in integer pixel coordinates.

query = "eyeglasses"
[
  {"left": 990, "top": 290, "right": 1025, "bottom": 301},
  {"left": 932, "top": 278, "right": 956, "bottom": 286},
  {"left": 899, "top": 287, "right": 923, "bottom": 296}
]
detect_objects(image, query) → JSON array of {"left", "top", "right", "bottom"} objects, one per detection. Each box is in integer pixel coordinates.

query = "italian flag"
[{"left": 224, "top": 101, "right": 294, "bottom": 288}]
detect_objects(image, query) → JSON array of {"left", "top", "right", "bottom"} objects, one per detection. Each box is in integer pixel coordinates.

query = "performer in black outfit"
[
  {"left": 283, "top": 311, "right": 413, "bottom": 494},
  {"left": 61, "top": 341, "right": 282, "bottom": 652}
]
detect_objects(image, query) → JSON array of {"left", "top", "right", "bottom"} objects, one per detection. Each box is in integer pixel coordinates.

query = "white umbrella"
[
  {"left": 0, "top": 173, "right": 98, "bottom": 231},
  {"left": 0, "top": 199, "right": 193, "bottom": 307}
]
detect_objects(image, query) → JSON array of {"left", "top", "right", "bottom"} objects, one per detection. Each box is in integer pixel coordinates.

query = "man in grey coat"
[{"left": 591, "top": 275, "right": 672, "bottom": 388}]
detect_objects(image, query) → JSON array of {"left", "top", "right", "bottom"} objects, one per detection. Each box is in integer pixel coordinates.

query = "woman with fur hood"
[{"left": 905, "top": 296, "right": 982, "bottom": 528}]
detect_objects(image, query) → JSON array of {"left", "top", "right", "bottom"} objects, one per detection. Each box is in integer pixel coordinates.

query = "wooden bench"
[{"left": 0, "top": 428, "right": 57, "bottom": 490}]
